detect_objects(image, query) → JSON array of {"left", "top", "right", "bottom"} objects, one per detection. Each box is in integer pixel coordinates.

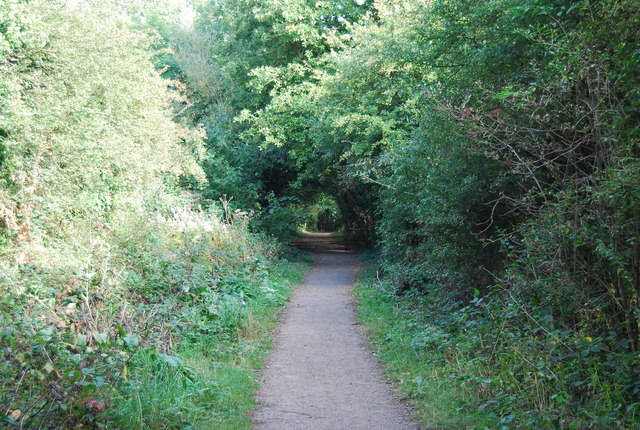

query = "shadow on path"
[{"left": 293, "top": 232, "right": 364, "bottom": 253}]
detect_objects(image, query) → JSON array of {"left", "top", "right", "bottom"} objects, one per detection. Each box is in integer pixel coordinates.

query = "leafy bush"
[
  {"left": 355, "top": 265, "right": 640, "bottom": 428},
  {"left": 0, "top": 2, "right": 291, "bottom": 427},
  {"left": 0, "top": 203, "right": 287, "bottom": 427},
  {"left": 251, "top": 193, "right": 305, "bottom": 243}
]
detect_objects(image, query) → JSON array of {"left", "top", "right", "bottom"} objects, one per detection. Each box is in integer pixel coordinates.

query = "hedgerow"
[{"left": 0, "top": 2, "right": 290, "bottom": 427}]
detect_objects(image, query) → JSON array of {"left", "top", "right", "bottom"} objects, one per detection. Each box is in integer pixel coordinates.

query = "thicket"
[
  {"left": 180, "top": 0, "right": 640, "bottom": 426},
  {"left": 0, "top": 2, "right": 299, "bottom": 427}
]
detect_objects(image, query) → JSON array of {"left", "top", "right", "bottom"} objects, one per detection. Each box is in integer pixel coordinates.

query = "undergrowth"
[
  {"left": 110, "top": 255, "right": 309, "bottom": 429},
  {"left": 0, "top": 207, "right": 309, "bottom": 429},
  {"left": 354, "top": 259, "right": 640, "bottom": 429},
  {"left": 0, "top": 3, "right": 312, "bottom": 427}
]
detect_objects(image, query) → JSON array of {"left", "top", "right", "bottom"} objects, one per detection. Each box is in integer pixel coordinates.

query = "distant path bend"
[{"left": 252, "top": 233, "right": 418, "bottom": 430}]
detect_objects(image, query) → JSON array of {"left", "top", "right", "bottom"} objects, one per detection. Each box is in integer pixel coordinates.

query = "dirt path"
[{"left": 252, "top": 233, "right": 418, "bottom": 430}]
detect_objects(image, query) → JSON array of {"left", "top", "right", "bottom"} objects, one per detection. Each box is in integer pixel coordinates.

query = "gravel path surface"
[{"left": 252, "top": 233, "right": 419, "bottom": 430}]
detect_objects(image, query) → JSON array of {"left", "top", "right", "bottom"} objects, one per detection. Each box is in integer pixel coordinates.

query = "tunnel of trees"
[
  {"left": 1, "top": 0, "right": 639, "bottom": 427},
  {"left": 179, "top": 0, "right": 640, "bottom": 322}
]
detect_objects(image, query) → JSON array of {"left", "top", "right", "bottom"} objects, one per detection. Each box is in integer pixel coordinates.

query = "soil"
[{"left": 252, "top": 233, "right": 419, "bottom": 430}]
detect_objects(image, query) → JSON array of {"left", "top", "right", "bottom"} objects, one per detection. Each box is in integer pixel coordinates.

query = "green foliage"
[
  {"left": 0, "top": 0, "right": 204, "bottom": 239},
  {"left": 355, "top": 264, "right": 640, "bottom": 428},
  {"left": 300, "top": 193, "right": 341, "bottom": 232},
  {"left": 0, "top": 200, "right": 297, "bottom": 427},
  {"left": 209, "top": 0, "right": 640, "bottom": 425},
  {"left": 2, "top": 0, "right": 639, "bottom": 426},
  {"left": 377, "top": 106, "right": 504, "bottom": 293},
  {"left": 162, "top": 0, "right": 373, "bottom": 230},
  {"left": 109, "top": 259, "right": 309, "bottom": 429},
  {"left": 0, "top": 1, "right": 305, "bottom": 427}
]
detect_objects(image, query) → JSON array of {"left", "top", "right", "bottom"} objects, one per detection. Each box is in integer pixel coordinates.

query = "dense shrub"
[
  {"left": 1, "top": 206, "right": 284, "bottom": 427},
  {"left": 0, "top": 2, "right": 286, "bottom": 427},
  {"left": 356, "top": 269, "right": 640, "bottom": 428}
]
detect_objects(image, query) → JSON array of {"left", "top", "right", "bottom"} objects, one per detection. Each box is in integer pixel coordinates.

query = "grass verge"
[
  {"left": 353, "top": 262, "right": 497, "bottom": 430},
  {"left": 110, "top": 257, "right": 310, "bottom": 429},
  {"left": 354, "top": 258, "right": 640, "bottom": 429}
]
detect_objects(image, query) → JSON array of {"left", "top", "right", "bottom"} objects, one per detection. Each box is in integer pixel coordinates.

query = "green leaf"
[
  {"left": 157, "top": 353, "right": 184, "bottom": 368},
  {"left": 115, "top": 324, "right": 126, "bottom": 338},
  {"left": 93, "top": 332, "right": 108, "bottom": 345},
  {"left": 76, "top": 334, "right": 88, "bottom": 346},
  {"left": 123, "top": 334, "right": 139, "bottom": 348}
]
